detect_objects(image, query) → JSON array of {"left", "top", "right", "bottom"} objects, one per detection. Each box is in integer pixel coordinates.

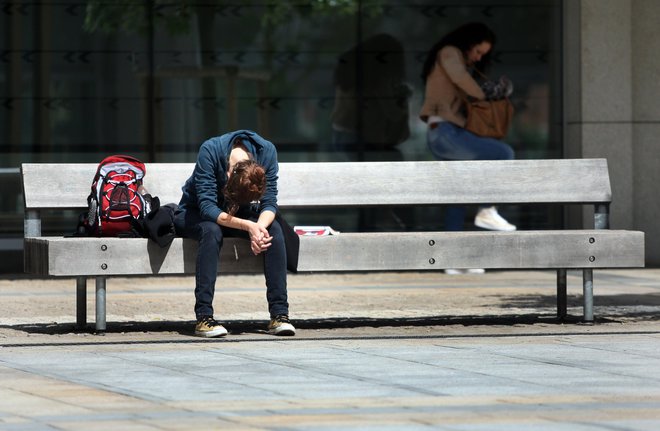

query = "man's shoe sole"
[
  {"left": 270, "top": 329, "right": 296, "bottom": 336},
  {"left": 195, "top": 328, "right": 228, "bottom": 338},
  {"left": 268, "top": 325, "right": 296, "bottom": 336}
]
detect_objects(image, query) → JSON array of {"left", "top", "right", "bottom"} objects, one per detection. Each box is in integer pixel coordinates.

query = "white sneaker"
[
  {"left": 444, "top": 268, "right": 486, "bottom": 275},
  {"left": 466, "top": 268, "right": 486, "bottom": 274},
  {"left": 474, "top": 207, "right": 516, "bottom": 231}
]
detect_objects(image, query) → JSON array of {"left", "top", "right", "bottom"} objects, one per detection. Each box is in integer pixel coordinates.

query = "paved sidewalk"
[{"left": 1, "top": 269, "right": 660, "bottom": 430}]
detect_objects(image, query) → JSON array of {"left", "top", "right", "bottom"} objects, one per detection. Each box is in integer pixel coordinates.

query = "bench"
[{"left": 22, "top": 159, "right": 645, "bottom": 332}]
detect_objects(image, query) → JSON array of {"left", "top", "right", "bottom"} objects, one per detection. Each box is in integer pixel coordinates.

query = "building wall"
[
  {"left": 565, "top": 0, "right": 659, "bottom": 264},
  {"left": 631, "top": 0, "right": 660, "bottom": 265}
]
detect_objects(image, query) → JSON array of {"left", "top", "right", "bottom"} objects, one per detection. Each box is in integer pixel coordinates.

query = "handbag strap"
[
  {"left": 454, "top": 65, "right": 488, "bottom": 104},
  {"left": 472, "top": 67, "right": 491, "bottom": 81}
]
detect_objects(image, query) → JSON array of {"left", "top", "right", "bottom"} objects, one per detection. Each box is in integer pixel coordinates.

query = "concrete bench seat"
[{"left": 21, "top": 159, "right": 645, "bottom": 331}]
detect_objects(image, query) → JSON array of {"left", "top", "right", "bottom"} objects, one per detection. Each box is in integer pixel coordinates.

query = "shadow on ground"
[
  {"left": 3, "top": 293, "right": 659, "bottom": 340},
  {"left": 0, "top": 313, "right": 618, "bottom": 337},
  {"left": 491, "top": 292, "right": 660, "bottom": 309}
]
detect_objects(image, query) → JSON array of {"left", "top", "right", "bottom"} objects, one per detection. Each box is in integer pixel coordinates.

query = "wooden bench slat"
[
  {"left": 25, "top": 237, "right": 263, "bottom": 276},
  {"left": 278, "top": 159, "right": 612, "bottom": 207},
  {"left": 24, "top": 230, "right": 644, "bottom": 276},
  {"left": 297, "top": 230, "right": 644, "bottom": 271},
  {"left": 21, "top": 163, "right": 192, "bottom": 210},
  {"left": 21, "top": 159, "right": 612, "bottom": 210}
]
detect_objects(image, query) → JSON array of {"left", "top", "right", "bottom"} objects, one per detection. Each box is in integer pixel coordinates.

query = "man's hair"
[{"left": 223, "top": 159, "right": 266, "bottom": 215}]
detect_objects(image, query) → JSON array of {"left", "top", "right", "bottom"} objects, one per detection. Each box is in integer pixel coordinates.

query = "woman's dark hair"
[
  {"left": 223, "top": 159, "right": 266, "bottom": 215},
  {"left": 421, "top": 22, "right": 496, "bottom": 80}
]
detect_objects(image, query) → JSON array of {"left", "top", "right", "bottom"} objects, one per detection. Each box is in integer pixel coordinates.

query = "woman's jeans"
[
  {"left": 428, "top": 122, "right": 514, "bottom": 231},
  {"left": 174, "top": 207, "right": 289, "bottom": 320}
]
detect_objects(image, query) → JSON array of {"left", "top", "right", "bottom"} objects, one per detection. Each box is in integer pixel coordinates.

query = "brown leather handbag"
[{"left": 465, "top": 98, "right": 514, "bottom": 139}]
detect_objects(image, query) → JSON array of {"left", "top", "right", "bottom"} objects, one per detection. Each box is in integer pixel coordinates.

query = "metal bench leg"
[
  {"left": 95, "top": 276, "right": 107, "bottom": 332},
  {"left": 583, "top": 269, "right": 594, "bottom": 323},
  {"left": 557, "top": 269, "right": 567, "bottom": 321},
  {"left": 76, "top": 277, "right": 87, "bottom": 328}
]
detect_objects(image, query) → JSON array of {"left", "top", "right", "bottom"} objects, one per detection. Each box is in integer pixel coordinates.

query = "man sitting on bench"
[{"left": 174, "top": 130, "right": 296, "bottom": 338}]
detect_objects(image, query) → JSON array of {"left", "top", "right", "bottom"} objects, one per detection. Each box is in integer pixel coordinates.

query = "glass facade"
[{"left": 1, "top": 0, "right": 562, "bottom": 273}]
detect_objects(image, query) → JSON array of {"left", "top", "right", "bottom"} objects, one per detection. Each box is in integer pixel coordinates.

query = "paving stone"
[{"left": 1, "top": 270, "right": 660, "bottom": 429}]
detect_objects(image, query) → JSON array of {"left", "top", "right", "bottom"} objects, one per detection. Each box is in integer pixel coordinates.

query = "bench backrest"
[{"left": 22, "top": 159, "right": 611, "bottom": 211}]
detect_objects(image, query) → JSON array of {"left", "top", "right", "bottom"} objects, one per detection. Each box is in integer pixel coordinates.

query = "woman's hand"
[{"left": 247, "top": 220, "right": 272, "bottom": 255}]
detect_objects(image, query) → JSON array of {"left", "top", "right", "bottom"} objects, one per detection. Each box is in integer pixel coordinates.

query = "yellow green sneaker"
[
  {"left": 268, "top": 314, "right": 296, "bottom": 336},
  {"left": 194, "top": 316, "right": 228, "bottom": 338}
]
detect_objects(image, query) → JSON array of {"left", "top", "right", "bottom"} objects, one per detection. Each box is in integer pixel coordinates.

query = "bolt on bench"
[{"left": 22, "top": 159, "right": 645, "bottom": 331}]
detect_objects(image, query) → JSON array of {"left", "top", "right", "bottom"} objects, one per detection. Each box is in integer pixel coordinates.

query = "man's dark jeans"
[{"left": 174, "top": 207, "right": 289, "bottom": 320}]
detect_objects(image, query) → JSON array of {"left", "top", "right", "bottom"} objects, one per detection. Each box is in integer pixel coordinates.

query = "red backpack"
[{"left": 85, "top": 155, "right": 150, "bottom": 237}]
